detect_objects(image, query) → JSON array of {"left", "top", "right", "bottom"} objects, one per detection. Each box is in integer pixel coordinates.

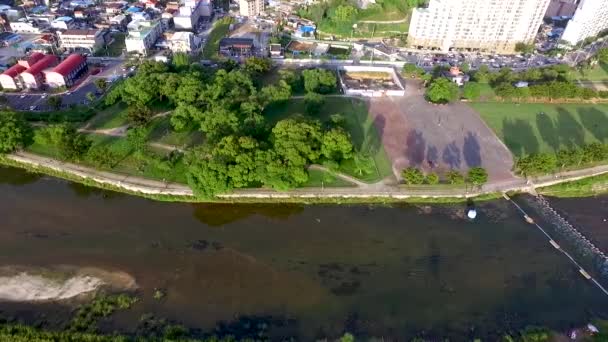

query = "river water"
[{"left": 0, "top": 166, "right": 607, "bottom": 340}]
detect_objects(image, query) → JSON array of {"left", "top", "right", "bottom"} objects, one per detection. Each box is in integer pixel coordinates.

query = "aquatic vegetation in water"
[{"left": 70, "top": 294, "right": 138, "bottom": 332}]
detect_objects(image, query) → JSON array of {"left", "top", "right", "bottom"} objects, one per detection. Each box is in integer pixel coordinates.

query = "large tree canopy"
[{"left": 0, "top": 111, "right": 33, "bottom": 153}]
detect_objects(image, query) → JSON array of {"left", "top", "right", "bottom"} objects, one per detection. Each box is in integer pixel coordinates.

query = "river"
[{"left": 0, "top": 166, "right": 607, "bottom": 340}]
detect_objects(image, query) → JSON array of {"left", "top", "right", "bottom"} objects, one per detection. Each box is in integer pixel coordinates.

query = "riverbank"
[{"left": 2, "top": 151, "right": 608, "bottom": 203}]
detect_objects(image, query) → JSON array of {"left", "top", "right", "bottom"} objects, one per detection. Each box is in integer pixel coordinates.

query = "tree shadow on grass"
[
  {"left": 502, "top": 118, "right": 539, "bottom": 157},
  {"left": 536, "top": 112, "right": 560, "bottom": 152},
  {"left": 577, "top": 107, "right": 608, "bottom": 143},
  {"left": 363, "top": 113, "right": 385, "bottom": 155},
  {"left": 556, "top": 107, "right": 585, "bottom": 149}
]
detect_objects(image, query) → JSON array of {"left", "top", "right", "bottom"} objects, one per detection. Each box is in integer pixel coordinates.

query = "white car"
[
  {"left": 19, "top": 94, "right": 26, "bottom": 99},
  {"left": 29, "top": 105, "right": 36, "bottom": 111}
]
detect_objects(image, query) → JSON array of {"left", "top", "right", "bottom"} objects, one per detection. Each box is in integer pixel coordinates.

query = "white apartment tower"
[
  {"left": 239, "top": 0, "right": 264, "bottom": 17},
  {"left": 561, "top": 0, "right": 608, "bottom": 45},
  {"left": 408, "top": 0, "right": 551, "bottom": 53}
]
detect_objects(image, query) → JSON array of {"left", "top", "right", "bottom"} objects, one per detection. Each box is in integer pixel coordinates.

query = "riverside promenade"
[{"left": 6, "top": 151, "right": 608, "bottom": 200}]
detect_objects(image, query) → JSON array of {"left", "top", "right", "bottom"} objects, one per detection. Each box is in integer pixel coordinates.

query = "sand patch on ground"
[{"left": 0, "top": 265, "right": 137, "bottom": 302}]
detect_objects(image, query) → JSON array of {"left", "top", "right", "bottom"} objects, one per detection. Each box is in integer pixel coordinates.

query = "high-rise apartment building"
[
  {"left": 239, "top": 0, "right": 264, "bottom": 17},
  {"left": 561, "top": 0, "right": 608, "bottom": 45},
  {"left": 407, "top": 0, "right": 551, "bottom": 53}
]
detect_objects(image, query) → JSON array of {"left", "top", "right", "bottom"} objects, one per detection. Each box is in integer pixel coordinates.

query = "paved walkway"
[{"left": 7, "top": 151, "right": 608, "bottom": 200}]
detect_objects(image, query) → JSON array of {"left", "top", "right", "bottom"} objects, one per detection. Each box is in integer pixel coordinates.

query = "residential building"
[
  {"left": 167, "top": 31, "right": 196, "bottom": 52},
  {"left": 125, "top": 19, "right": 163, "bottom": 55},
  {"left": 20, "top": 54, "right": 57, "bottom": 89},
  {"left": 109, "top": 14, "right": 129, "bottom": 28},
  {"left": 58, "top": 29, "right": 107, "bottom": 52},
  {"left": 10, "top": 19, "right": 46, "bottom": 33},
  {"left": 174, "top": 0, "right": 211, "bottom": 30},
  {"left": 407, "top": 0, "right": 551, "bottom": 53},
  {"left": 561, "top": 0, "right": 608, "bottom": 45},
  {"left": 219, "top": 37, "right": 253, "bottom": 57},
  {"left": 239, "top": 0, "right": 264, "bottom": 17},
  {"left": 44, "top": 53, "right": 87, "bottom": 88},
  {"left": 51, "top": 16, "right": 75, "bottom": 30},
  {"left": 443, "top": 66, "right": 470, "bottom": 86},
  {"left": 545, "top": 0, "right": 578, "bottom": 18}
]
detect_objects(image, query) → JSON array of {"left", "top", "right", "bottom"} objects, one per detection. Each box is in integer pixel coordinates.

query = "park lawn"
[
  {"left": 84, "top": 103, "right": 129, "bottom": 130},
  {"left": 471, "top": 102, "right": 608, "bottom": 157},
  {"left": 147, "top": 117, "right": 203, "bottom": 148},
  {"left": 304, "top": 169, "right": 355, "bottom": 187},
  {"left": 477, "top": 82, "right": 496, "bottom": 102},
  {"left": 87, "top": 134, "right": 188, "bottom": 183},
  {"left": 539, "top": 173, "right": 608, "bottom": 197},
  {"left": 202, "top": 17, "right": 233, "bottom": 60},
  {"left": 264, "top": 97, "right": 393, "bottom": 182},
  {"left": 571, "top": 63, "right": 608, "bottom": 82}
]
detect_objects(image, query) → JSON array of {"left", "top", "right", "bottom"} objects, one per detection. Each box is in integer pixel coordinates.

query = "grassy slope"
[
  {"left": 571, "top": 63, "right": 608, "bottom": 82},
  {"left": 470, "top": 102, "right": 608, "bottom": 157},
  {"left": 539, "top": 173, "right": 608, "bottom": 197},
  {"left": 27, "top": 130, "right": 188, "bottom": 184},
  {"left": 264, "top": 97, "right": 392, "bottom": 182},
  {"left": 202, "top": 17, "right": 233, "bottom": 60},
  {"left": 84, "top": 103, "right": 129, "bottom": 130}
]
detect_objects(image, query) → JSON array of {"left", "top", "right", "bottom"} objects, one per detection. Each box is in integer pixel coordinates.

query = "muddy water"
[{"left": 0, "top": 166, "right": 607, "bottom": 340}]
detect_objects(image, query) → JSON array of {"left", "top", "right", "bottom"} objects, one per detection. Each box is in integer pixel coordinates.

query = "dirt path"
[{"left": 8, "top": 151, "right": 608, "bottom": 200}]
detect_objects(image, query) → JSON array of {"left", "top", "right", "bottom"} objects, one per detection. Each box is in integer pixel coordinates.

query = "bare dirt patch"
[{"left": 368, "top": 79, "right": 517, "bottom": 182}]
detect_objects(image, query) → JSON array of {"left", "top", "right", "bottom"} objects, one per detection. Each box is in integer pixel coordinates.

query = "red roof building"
[
  {"left": 0, "top": 64, "right": 27, "bottom": 89},
  {"left": 45, "top": 54, "right": 88, "bottom": 88},
  {"left": 21, "top": 55, "right": 58, "bottom": 89},
  {"left": 17, "top": 52, "right": 45, "bottom": 68}
]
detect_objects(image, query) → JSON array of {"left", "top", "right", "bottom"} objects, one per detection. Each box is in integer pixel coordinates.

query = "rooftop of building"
[
  {"left": 59, "top": 28, "right": 100, "bottom": 36},
  {"left": 50, "top": 54, "right": 85, "bottom": 76},
  {"left": 219, "top": 37, "right": 254, "bottom": 47},
  {"left": 1, "top": 63, "right": 26, "bottom": 77},
  {"left": 23, "top": 54, "right": 57, "bottom": 76}
]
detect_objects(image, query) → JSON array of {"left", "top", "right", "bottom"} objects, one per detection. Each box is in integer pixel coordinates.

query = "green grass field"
[
  {"left": 84, "top": 103, "right": 129, "bottom": 130},
  {"left": 571, "top": 63, "right": 608, "bottom": 82},
  {"left": 202, "top": 17, "right": 233, "bottom": 60},
  {"left": 471, "top": 103, "right": 608, "bottom": 157},
  {"left": 304, "top": 169, "right": 355, "bottom": 187},
  {"left": 28, "top": 130, "right": 188, "bottom": 184},
  {"left": 148, "top": 117, "right": 203, "bottom": 148},
  {"left": 264, "top": 97, "right": 392, "bottom": 182}
]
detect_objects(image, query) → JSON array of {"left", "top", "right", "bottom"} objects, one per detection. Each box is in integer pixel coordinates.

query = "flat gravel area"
[{"left": 368, "top": 80, "right": 517, "bottom": 182}]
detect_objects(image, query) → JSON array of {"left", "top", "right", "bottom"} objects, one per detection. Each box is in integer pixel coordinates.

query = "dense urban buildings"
[
  {"left": 561, "top": 0, "right": 608, "bottom": 45},
  {"left": 407, "top": 0, "right": 551, "bottom": 53},
  {"left": 239, "top": 0, "right": 264, "bottom": 17}
]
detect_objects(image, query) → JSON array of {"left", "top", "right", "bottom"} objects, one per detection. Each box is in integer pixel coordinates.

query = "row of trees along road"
[{"left": 106, "top": 58, "right": 354, "bottom": 198}]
